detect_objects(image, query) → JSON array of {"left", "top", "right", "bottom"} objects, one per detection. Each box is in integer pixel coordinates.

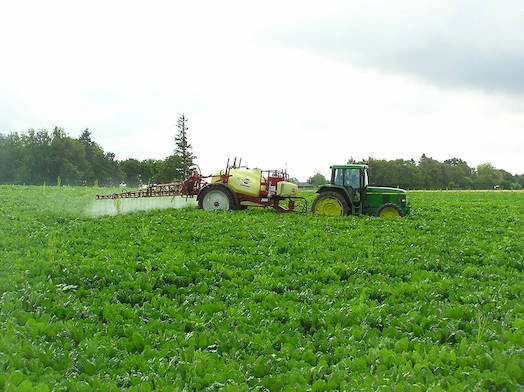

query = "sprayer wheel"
[{"left": 199, "top": 185, "right": 237, "bottom": 211}]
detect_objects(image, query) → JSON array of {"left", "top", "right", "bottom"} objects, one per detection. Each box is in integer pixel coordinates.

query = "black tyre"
[
  {"left": 311, "top": 191, "right": 350, "bottom": 216},
  {"left": 376, "top": 203, "right": 403, "bottom": 217},
  {"left": 198, "top": 185, "right": 239, "bottom": 211}
]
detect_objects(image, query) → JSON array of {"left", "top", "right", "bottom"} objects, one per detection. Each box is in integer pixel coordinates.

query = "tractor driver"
[{"left": 344, "top": 169, "right": 361, "bottom": 202}]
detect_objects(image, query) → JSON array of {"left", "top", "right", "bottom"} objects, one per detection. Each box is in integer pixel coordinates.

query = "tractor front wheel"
[
  {"left": 311, "top": 191, "right": 350, "bottom": 216},
  {"left": 376, "top": 203, "right": 403, "bottom": 217},
  {"left": 198, "top": 185, "right": 237, "bottom": 211}
]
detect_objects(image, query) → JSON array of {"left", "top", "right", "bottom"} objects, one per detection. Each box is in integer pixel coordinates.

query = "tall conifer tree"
[{"left": 174, "top": 114, "right": 195, "bottom": 179}]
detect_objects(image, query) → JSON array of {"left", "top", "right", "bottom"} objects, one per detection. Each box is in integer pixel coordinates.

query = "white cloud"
[{"left": 1, "top": 0, "right": 523, "bottom": 181}]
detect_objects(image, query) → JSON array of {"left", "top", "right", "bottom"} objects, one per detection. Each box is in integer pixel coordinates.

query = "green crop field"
[{"left": 0, "top": 186, "right": 522, "bottom": 391}]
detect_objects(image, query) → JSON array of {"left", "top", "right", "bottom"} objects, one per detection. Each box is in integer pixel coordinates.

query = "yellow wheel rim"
[
  {"left": 315, "top": 197, "right": 343, "bottom": 216},
  {"left": 379, "top": 206, "right": 400, "bottom": 217}
]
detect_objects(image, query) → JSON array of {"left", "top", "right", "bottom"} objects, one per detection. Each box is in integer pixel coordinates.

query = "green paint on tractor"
[{"left": 312, "top": 164, "right": 411, "bottom": 217}]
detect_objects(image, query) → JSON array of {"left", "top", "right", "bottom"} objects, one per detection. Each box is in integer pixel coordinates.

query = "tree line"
[
  {"left": 0, "top": 115, "right": 195, "bottom": 188},
  {"left": 1, "top": 124, "right": 521, "bottom": 190},
  {"left": 368, "top": 155, "right": 522, "bottom": 190},
  {"left": 308, "top": 155, "right": 523, "bottom": 190}
]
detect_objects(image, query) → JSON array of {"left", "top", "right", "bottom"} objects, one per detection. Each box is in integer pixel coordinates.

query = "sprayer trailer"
[
  {"left": 197, "top": 158, "right": 306, "bottom": 212},
  {"left": 96, "top": 159, "right": 307, "bottom": 213},
  {"left": 312, "top": 164, "right": 411, "bottom": 217}
]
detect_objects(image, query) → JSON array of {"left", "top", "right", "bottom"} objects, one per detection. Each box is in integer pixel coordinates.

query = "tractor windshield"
[
  {"left": 333, "top": 168, "right": 360, "bottom": 188},
  {"left": 345, "top": 169, "right": 360, "bottom": 188}
]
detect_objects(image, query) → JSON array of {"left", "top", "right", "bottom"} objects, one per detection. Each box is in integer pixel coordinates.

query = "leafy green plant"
[{"left": 0, "top": 187, "right": 522, "bottom": 390}]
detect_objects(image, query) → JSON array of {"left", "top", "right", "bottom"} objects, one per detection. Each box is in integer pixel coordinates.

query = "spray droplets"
[{"left": 86, "top": 196, "right": 197, "bottom": 217}]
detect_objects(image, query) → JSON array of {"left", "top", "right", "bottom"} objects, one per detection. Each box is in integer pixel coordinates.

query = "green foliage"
[
  {"left": 0, "top": 186, "right": 522, "bottom": 390},
  {"left": 120, "top": 158, "right": 142, "bottom": 187},
  {"left": 0, "top": 125, "right": 198, "bottom": 187},
  {"left": 0, "top": 128, "right": 121, "bottom": 186},
  {"left": 367, "top": 155, "right": 522, "bottom": 190},
  {"left": 155, "top": 155, "right": 184, "bottom": 184},
  {"left": 307, "top": 172, "right": 328, "bottom": 187}
]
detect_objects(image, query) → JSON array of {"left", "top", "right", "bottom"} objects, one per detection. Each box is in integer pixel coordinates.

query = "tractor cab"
[
  {"left": 331, "top": 165, "right": 368, "bottom": 192},
  {"left": 330, "top": 164, "right": 368, "bottom": 209}
]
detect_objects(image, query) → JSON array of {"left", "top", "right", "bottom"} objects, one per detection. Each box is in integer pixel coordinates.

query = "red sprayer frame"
[{"left": 95, "top": 170, "right": 206, "bottom": 200}]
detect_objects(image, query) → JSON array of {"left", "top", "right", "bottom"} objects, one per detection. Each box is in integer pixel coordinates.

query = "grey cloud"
[
  {"left": 266, "top": 3, "right": 524, "bottom": 95},
  {"left": 353, "top": 39, "right": 524, "bottom": 95}
]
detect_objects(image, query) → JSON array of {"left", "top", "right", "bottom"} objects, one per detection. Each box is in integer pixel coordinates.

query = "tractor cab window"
[
  {"left": 333, "top": 168, "right": 344, "bottom": 186},
  {"left": 344, "top": 169, "right": 360, "bottom": 189},
  {"left": 333, "top": 168, "right": 360, "bottom": 189}
]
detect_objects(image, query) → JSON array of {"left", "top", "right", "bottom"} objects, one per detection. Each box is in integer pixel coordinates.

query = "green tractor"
[{"left": 312, "top": 164, "right": 411, "bottom": 217}]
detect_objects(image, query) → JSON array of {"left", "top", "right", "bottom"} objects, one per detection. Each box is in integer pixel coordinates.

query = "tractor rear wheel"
[
  {"left": 198, "top": 185, "right": 238, "bottom": 211},
  {"left": 376, "top": 203, "right": 403, "bottom": 217},
  {"left": 311, "top": 191, "right": 350, "bottom": 216}
]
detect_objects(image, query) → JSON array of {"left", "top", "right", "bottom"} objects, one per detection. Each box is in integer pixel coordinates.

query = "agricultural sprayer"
[{"left": 96, "top": 158, "right": 307, "bottom": 213}]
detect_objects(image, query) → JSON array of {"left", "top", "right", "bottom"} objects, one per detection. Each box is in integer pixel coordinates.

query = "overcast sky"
[{"left": 1, "top": 0, "right": 523, "bottom": 180}]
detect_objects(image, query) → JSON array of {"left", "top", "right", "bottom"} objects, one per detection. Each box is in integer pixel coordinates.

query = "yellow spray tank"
[
  {"left": 276, "top": 181, "right": 298, "bottom": 197},
  {"left": 212, "top": 168, "right": 263, "bottom": 197},
  {"left": 212, "top": 168, "right": 298, "bottom": 198}
]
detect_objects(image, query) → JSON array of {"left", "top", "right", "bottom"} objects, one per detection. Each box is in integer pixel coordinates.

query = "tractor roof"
[{"left": 330, "top": 164, "right": 368, "bottom": 170}]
